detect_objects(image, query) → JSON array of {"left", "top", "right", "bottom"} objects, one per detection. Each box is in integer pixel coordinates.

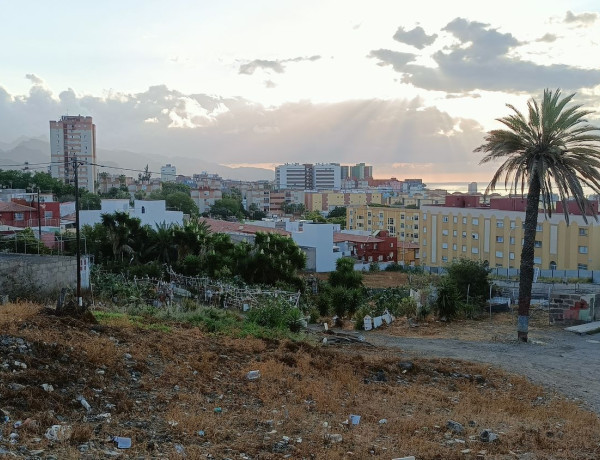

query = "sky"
[{"left": 1, "top": 0, "right": 600, "bottom": 182}]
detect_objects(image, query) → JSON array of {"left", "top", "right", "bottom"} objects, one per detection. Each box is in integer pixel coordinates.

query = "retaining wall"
[{"left": 0, "top": 254, "right": 77, "bottom": 296}]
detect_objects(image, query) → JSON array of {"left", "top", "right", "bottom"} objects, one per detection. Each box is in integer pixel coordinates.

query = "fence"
[{"left": 422, "top": 265, "right": 599, "bottom": 283}]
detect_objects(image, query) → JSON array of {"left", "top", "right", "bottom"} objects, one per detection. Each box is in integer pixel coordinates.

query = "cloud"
[
  {"left": 536, "top": 33, "right": 557, "bottom": 43},
  {"left": 264, "top": 80, "right": 276, "bottom": 88},
  {"left": 0, "top": 79, "right": 487, "bottom": 177},
  {"left": 564, "top": 10, "right": 598, "bottom": 26},
  {"left": 393, "top": 26, "right": 438, "bottom": 49},
  {"left": 369, "top": 17, "right": 600, "bottom": 93},
  {"left": 239, "top": 59, "right": 285, "bottom": 75},
  {"left": 368, "top": 49, "right": 416, "bottom": 71},
  {"left": 25, "top": 74, "right": 44, "bottom": 85},
  {"left": 239, "top": 55, "right": 321, "bottom": 75}
]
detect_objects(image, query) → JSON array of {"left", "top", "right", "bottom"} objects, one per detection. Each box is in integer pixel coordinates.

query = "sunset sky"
[{"left": 1, "top": 1, "right": 599, "bottom": 182}]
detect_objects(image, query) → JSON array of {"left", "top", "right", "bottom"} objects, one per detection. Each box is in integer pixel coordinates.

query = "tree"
[
  {"left": 476, "top": 89, "right": 600, "bottom": 342},
  {"left": 327, "top": 206, "right": 346, "bottom": 218}
]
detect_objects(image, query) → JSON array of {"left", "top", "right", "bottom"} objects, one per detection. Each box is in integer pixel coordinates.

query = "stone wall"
[
  {"left": 0, "top": 254, "right": 77, "bottom": 298},
  {"left": 549, "top": 292, "right": 600, "bottom": 323}
]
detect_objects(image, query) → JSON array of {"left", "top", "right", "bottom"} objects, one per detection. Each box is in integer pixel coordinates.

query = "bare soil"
[{"left": 1, "top": 302, "right": 600, "bottom": 459}]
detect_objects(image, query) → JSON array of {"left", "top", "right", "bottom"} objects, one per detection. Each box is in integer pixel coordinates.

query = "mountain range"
[{"left": 0, "top": 138, "right": 274, "bottom": 181}]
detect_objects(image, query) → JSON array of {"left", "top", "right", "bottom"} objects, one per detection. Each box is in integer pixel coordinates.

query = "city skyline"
[{"left": 1, "top": 1, "right": 599, "bottom": 183}]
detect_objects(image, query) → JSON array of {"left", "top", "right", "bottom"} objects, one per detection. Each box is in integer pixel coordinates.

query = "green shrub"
[
  {"left": 434, "top": 277, "right": 462, "bottom": 319},
  {"left": 353, "top": 305, "right": 373, "bottom": 330},
  {"left": 369, "top": 262, "right": 380, "bottom": 272}
]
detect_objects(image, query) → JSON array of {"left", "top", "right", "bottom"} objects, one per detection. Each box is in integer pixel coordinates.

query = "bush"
[
  {"left": 434, "top": 277, "right": 462, "bottom": 319},
  {"left": 369, "top": 262, "right": 380, "bottom": 272},
  {"left": 384, "top": 262, "right": 403, "bottom": 272},
  {"left": 353, "top": 305, "right": 373, "bottom": 330},
  {"left": 246, "top": 298, "right": 289, "bottom": 329}
]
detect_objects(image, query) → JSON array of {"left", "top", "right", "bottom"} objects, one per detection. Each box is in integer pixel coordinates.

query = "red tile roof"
[
  {"left": 199, "top": 217, "right": 291, "bottom": 236},
  {"left": 0, "top": 202, "right": 36, "bottom": 212},
  {"left": 333, "top": 233, "right": 384, "bottom": 244}
]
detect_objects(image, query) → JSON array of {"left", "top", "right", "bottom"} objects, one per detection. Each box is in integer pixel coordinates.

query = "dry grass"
[{"left": 1, "top": 302, "right": 599, "bottom": 459}]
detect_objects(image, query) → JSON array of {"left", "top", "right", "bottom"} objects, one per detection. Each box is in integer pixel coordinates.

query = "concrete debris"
[
  {"left": 447, "top": 420, "right": 465, "bottom": 434},
  {"left": 480, "top": 429, "right": 499, "bottom": 442}
]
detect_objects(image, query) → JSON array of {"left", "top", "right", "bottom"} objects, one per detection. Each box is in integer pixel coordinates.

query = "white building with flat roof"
[
  {"left": 79, "top": 200, "right": 183, "bottom": 229},
  {"left": 161, "top": 164, "right": 176, "bottom": 182}
]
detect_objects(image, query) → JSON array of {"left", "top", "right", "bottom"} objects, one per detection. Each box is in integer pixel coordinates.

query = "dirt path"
[{"left": 361, "top": 328, "right": 600, "bottom": 414}]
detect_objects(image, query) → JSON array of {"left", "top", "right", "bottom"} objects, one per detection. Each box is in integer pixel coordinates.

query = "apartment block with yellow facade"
[
  {"left": 346, "top": 205, "right": 421, "bottom": 265},
  {"left": 421, "top": 196, "right": 600, "bottom": 270},
  {"left": 305, "top": 191, "right": 383, "bottom": 213}
]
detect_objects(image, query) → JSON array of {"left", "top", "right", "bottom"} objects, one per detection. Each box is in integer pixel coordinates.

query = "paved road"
[{"left": 362, "top": 328, "right": 600, "bottom": 414}]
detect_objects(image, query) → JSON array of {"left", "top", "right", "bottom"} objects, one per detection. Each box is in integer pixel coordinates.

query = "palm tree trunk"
[{"left": 517, "top": 175, "right": 541, "bottom": 342}]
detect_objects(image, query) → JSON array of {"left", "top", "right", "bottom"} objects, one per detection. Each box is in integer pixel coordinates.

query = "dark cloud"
[
  {"left": 370, "top": 17, "right": 600, "bottom": 93},
  {"left": 239, "top": 55, "right": 321, "bottom": 75},
  {"left": 536, "top": 33, "right": 557, "bottom": 43},
  {"left": 564, "top": 10, "right": 598, "bottom": 26},
  {"left": 393, "top": 26, "right": 438, "bottom": 49},
  {"left": 0, "top": 80, "right": 486, "bottom": 174}
]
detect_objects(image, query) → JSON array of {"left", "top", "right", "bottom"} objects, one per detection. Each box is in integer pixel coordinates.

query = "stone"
[
  {"left": 325, "top": 433, "right": 343, "bottom": 443},
  {"left": 447, "top": 420, "right": 464, "bottom": 434},
  {"left": 480, "top": 429, "right": 499, "bottom": 442}
]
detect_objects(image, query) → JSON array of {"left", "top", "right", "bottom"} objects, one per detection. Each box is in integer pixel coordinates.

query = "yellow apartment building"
[
  {"left": 421, "top": 203, "right": 600, "bottom": 270},
  {"left": 305, "top": 191, "right": 383, "bottom": 212},
  {"left": 346, "top": 205, "right": 421, "bottom": 264}
]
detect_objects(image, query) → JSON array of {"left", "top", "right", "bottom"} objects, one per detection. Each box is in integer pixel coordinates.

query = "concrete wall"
[{"left": 0, "top": 254, "right": 78, "bottom": 296}]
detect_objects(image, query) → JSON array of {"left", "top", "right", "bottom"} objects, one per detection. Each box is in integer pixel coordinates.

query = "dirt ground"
[
  {"left": 2, "top": 302, "right": 600, "bottom": 459},
  {"left": 313, "top": 271, "right": 410, "bottom": 288}
]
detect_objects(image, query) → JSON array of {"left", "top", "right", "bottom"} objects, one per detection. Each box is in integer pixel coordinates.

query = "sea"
[{"left": 426, "top": 182, "right": 493, "bottom": 194}]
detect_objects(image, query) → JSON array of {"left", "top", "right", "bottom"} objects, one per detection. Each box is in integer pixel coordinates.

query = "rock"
[
  {"left": 325, "top": 433, "right": 343, "bottom": 443},
  {"left": 77, "top": 396, "right": 92, "bottom": 412},
  {"left": 45, "top": 425, "right": 73, "bottom": 442},
  {"left": 398, "top": 361, "right": 414, "bottom": 372},
  {"left": 8, "top": 383, "right": 25, "bottom": 391},
  {"left": 41, "top": 384, "right": 54, "bottom": 392},
  {"left": 174, "top": 443, "right": 185, "bottom": 455},
  {"left": 123, "top": 353, "right": 132, "bottom": 359},
  {"left": 480, "top": 429, "right": 499, "bottom": 442},
  {"left": 447, "top": 420, "right": 465, "bottom": 434},
  {"left": 474, "top": 375, "right": 485, "bottom": 384},
  {"left": 379, "top": 418, "right": 387, "bottom": 424}
]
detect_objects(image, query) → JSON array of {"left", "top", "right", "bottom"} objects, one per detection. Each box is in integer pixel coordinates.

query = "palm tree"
[{"left": 476, "top": 89, "right": 600, "bottom": 342}]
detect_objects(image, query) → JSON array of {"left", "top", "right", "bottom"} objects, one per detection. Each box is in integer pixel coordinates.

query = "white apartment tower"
[
  {"left": 161, "top": 164, "right": 177, "bottom": 182},
  {"left": 275, "top": 163, "right": 341, "bottom": 190},
  {"left": 50, "top": 115, "right": 97, "bottom": 193}
]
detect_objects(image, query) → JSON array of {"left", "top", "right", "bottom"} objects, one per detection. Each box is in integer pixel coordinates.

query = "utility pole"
[
  {"left": 37, "top": 187, "right": 42, "bottom": 247},
  {"left": 73, "top": 157, "right": 82, "bottom": 308}
]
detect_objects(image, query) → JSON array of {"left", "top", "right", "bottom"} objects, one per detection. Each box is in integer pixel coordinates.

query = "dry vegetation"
[{"left": 1, "top": 302, "right": 599, "bottom": 459}]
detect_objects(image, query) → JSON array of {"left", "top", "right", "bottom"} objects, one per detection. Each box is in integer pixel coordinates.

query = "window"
[
  {"left": 44, "top": 211, "right": 53, "bottom": 218},
  {"left": 509, "top": 252, "right": 515, "bottom": 260},
  {"left": 496, "top": 221, "right": 504, "bottom": 228},
  {"left": 388, "top": 218, "right": 394, "bottom": 225},
  {"left": 549, "top": 261, "right": 557, "bottom": 270},
  {"left": 413, "top": 215, "right": 419, "bottom": 221},
  {"left": 579, "top": 228, "right": 588, "bottom": 236},
  {"left": 536, "top": 224, "right": 543, "bottom": 231},
  {"left": 495, "top": 251, "right": 503, "bottom": 258},
  {"left": 14, "top": 212, "right": 24, "bottom": 221},
  {"left": 578, "top": 263, "right": 588, "bottom": 270},
  {"left": 462, "top": 231, "right": 467, "bottom": 238},
  {"left": 379, "top": 212, "right": 384, "bottom": 219},
  {"left": 442, "top": 229, "right": 449, "bottom": 236},
  {"left": 462, "top": 245, "right": 467, "bottom": 252},
  {"left": 472, "top": 247, "right": 479, "bottom": 254},
  {"left": 413, "top": 224, "right": 418, "bottom": 230},
  {"left": 472, "top": 233, "right": 479, "bottom": 240},
  {"left": 510, "top": 236, "right": 515, "bottom": 245},
  {"left": 472, "top": 218, "right": 479, "bottom": 225},
  {"left": 534, "top": 257, "right": 542, "bottom": 264},
  {"left": 442, "top": 243, "right": 448, "bottom": 249},
  {"left": 453, "top": 216, "right": 458, "bottom": 223},
  {"left": 534, "top": 240, "right": 542, "bottom": 248},
  {"left": 496, "top": 236, "right": 504, "bottom": 243},
  {"left": 452, "top": 243, "right": 457, "bottom": 250},
  {"left": 443, "top": 216, "right": 449, "bottom": 222},
  {"left": 423, "top": 213, "right": 427, "bottom": 220},
  {"left": 442, "top": 256, "right": 448, "bottom": 262},
  {"left": 510, "top": 221, "right": 516, "bottom": 229},
  {"left": 401, "top": 214, "right": 405, "bottom": 220},
  {"left": 453, "top": 230, "right": 457, "bottom": 237},
  {"left": 579, "top": 246, "right": 588, "bottom": 254},
  {"left": 462, "top": 217, "right": 467, "bottom": 224}
]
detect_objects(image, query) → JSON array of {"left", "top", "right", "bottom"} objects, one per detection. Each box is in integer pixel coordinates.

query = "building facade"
[
  {"left": 161, "top": 164, "right": 177, "bottom": 182},
  {"left": 50, "top": 115, "right": 97, "bottom": 192},
  {"left": 421, "top": 196, "right": 600, "bottom": 270}
]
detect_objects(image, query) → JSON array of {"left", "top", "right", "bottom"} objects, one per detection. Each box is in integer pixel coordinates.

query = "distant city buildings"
[
  {"left": 161, "top": 164, "right": 177, "bottom": 182},
  {"left": 50, "top": 115, "right": 97, "bottom": 193}
]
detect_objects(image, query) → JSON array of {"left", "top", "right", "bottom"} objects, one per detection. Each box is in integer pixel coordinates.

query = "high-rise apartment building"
[
  {"left": 50, "top": 115, "right": 97, "bottom": 193},
  {"left": 161, "top": 164, "right": 177, "bottom": 182},
  {"left": 350, "top": 163, "right": 373, "bottom": 180},
  {"left": 275, "top": 163, "right": 341, "bottom": 190}
]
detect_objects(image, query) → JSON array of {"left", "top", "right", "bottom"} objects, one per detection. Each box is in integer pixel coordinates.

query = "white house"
[
  {"left": 79, "top": 199, "right": 183, "bottom": 228},
  {"left": 290, "top": 222, "right": 341, "bottom": 272}
]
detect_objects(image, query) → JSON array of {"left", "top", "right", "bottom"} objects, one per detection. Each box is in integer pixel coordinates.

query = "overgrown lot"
[{"left": 1, "top": 303, "right": 599, "bottom": 459}]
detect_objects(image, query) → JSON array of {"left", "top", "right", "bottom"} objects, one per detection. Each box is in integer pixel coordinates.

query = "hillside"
[{"left": 1, "top": 303, "right": 600, "bottom": 459}]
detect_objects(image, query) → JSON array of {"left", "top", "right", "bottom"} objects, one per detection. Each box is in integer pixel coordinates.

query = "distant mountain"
[{"left": 0, "top": 138, "right": 274, "bottom": 181}]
